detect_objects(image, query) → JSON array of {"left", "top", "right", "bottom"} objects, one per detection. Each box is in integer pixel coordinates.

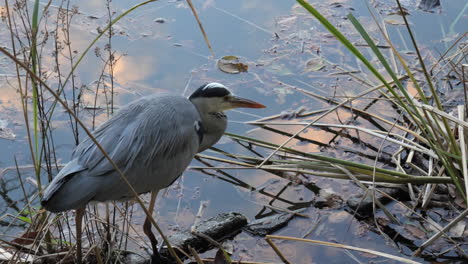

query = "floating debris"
[
  {"left": 418, "top": 0, "right": 441, "bottom": 12},
  {"left": 304, "top": 57, "right": 326, "bottom": 72},
  {"left": 154, "top": 17, "right": 166, "bottom": 23},
  {"left": 217, "top": 55, "right": 248, "bottom": 74}
]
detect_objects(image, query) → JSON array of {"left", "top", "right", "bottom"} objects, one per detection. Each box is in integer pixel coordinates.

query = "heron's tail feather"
[{"left": 41, "top": 159, "right": 93, "bottom": 212}]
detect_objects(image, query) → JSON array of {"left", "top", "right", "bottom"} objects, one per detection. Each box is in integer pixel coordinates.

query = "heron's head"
[{"left": 189, "top": 82, "right": 265, "bottom": 113}]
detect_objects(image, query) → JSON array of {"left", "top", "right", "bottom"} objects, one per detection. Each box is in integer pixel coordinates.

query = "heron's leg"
[
  {"left": 142, "top": 191, "right": 162, "bottom": 260},
  {"left": 75, "top": 207, "right": 85, "bottom": 264}
]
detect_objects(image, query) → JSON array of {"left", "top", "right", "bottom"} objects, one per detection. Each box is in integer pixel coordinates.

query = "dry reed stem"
[
  {"left": 186, "top": 0, "right": 214, "bottom": 57},
  {"left": 414, "top": 209, "right": 468, "bottom": 257},
  {"left": 265, "top": 237, "right": 292, "bottom": 264},
  {"left": 188, "top": 246, "right": 205, "bottom": 264},
  {"left": 267, "top": 235, "right": 421, "bottom": 264}
]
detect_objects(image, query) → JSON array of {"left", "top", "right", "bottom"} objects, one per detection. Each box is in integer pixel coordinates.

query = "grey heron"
[{"left": 40, "top": 82, "right": 265, "bottom": 263}]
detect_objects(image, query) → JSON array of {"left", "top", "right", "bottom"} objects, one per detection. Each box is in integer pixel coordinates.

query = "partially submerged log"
[
  {"left": 123, "top": 212, "right": 247, "bottom": 263},
  {"left": 160, "top": 212, "right": 247, "bottom": 258}
]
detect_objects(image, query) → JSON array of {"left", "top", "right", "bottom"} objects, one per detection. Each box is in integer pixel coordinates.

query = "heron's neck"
[
  {"left": 189, "top": 97, "right": 228, "bottom": 152},
  {"left": 197, "top": 111, "right": 227, "bottom": 152}
]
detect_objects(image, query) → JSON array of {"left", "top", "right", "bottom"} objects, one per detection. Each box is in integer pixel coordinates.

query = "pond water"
[{"left": 0, "top": 0, "right": 467, "bottom": 263}]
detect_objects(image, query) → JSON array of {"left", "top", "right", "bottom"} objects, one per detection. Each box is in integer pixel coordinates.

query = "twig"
[
  {"left": 265, "top": 237, "right": 292, "bottom": 264},
  {"left": 188, "top": 246, "right": 205, "bottom": 264},
  {"left": 186, "top": 0, "right": 214, "bottom": 57}
]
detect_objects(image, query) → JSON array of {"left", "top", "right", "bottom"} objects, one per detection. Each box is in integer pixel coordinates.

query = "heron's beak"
[{"left": 228, "top": 95, "right": 266, "bottom": 109}]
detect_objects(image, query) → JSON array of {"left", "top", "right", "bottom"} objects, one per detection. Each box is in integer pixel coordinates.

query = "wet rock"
[{"left": 346, "top": 187, "right": 409, "bottom": 219}]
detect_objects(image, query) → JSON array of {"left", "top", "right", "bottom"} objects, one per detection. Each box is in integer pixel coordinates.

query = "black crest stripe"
[{"left": 189, "top": 83, "right": 230, "bottom": 99}]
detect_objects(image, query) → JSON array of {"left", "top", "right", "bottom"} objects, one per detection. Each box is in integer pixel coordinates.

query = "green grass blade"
[
  {"left": 225, "top": 132, "right": 452, "bottom": 184},
  {"left": 395, "top": 0, "right": 462, "bottom": 167},
  {"left": 295, "top": 0, "right": 419, "bottom": 131},
  {"left": 346, "top": 13, "right": 427, "bottom": 105},
  {"left": 296, "top": 0, "right": 464, "bottom": 198},
  {"left": 31, "top": 0, "right": 41, "bottom": 190},
  {"left": 363, "top": 6, "right": 465, "bottom": 198}
]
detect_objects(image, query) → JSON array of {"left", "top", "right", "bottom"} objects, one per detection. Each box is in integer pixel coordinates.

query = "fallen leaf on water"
[
  {"left": 217, "top": 55, "right": 248, "bottom": 74},
  {"left": 384, "top": 15, "right": 406, "bottom": 26},
  {"left": 304, "top": 57, "right": 326, "bottom": 72}
]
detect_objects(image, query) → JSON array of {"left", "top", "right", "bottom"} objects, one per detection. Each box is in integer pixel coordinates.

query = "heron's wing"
[
  {"left": 41, "top": 103, "right": 144, "bottom": 210},
  {"left": 73, "top": 95, "right": 201, "bottom": 178}
]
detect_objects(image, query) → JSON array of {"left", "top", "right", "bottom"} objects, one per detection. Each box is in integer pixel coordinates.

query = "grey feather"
[
  {"left": 41, "top": 94, "right": 205, "bottom": 212},
  {"left": 40, "top": 83, "right": 263, "bottom": 214}
]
